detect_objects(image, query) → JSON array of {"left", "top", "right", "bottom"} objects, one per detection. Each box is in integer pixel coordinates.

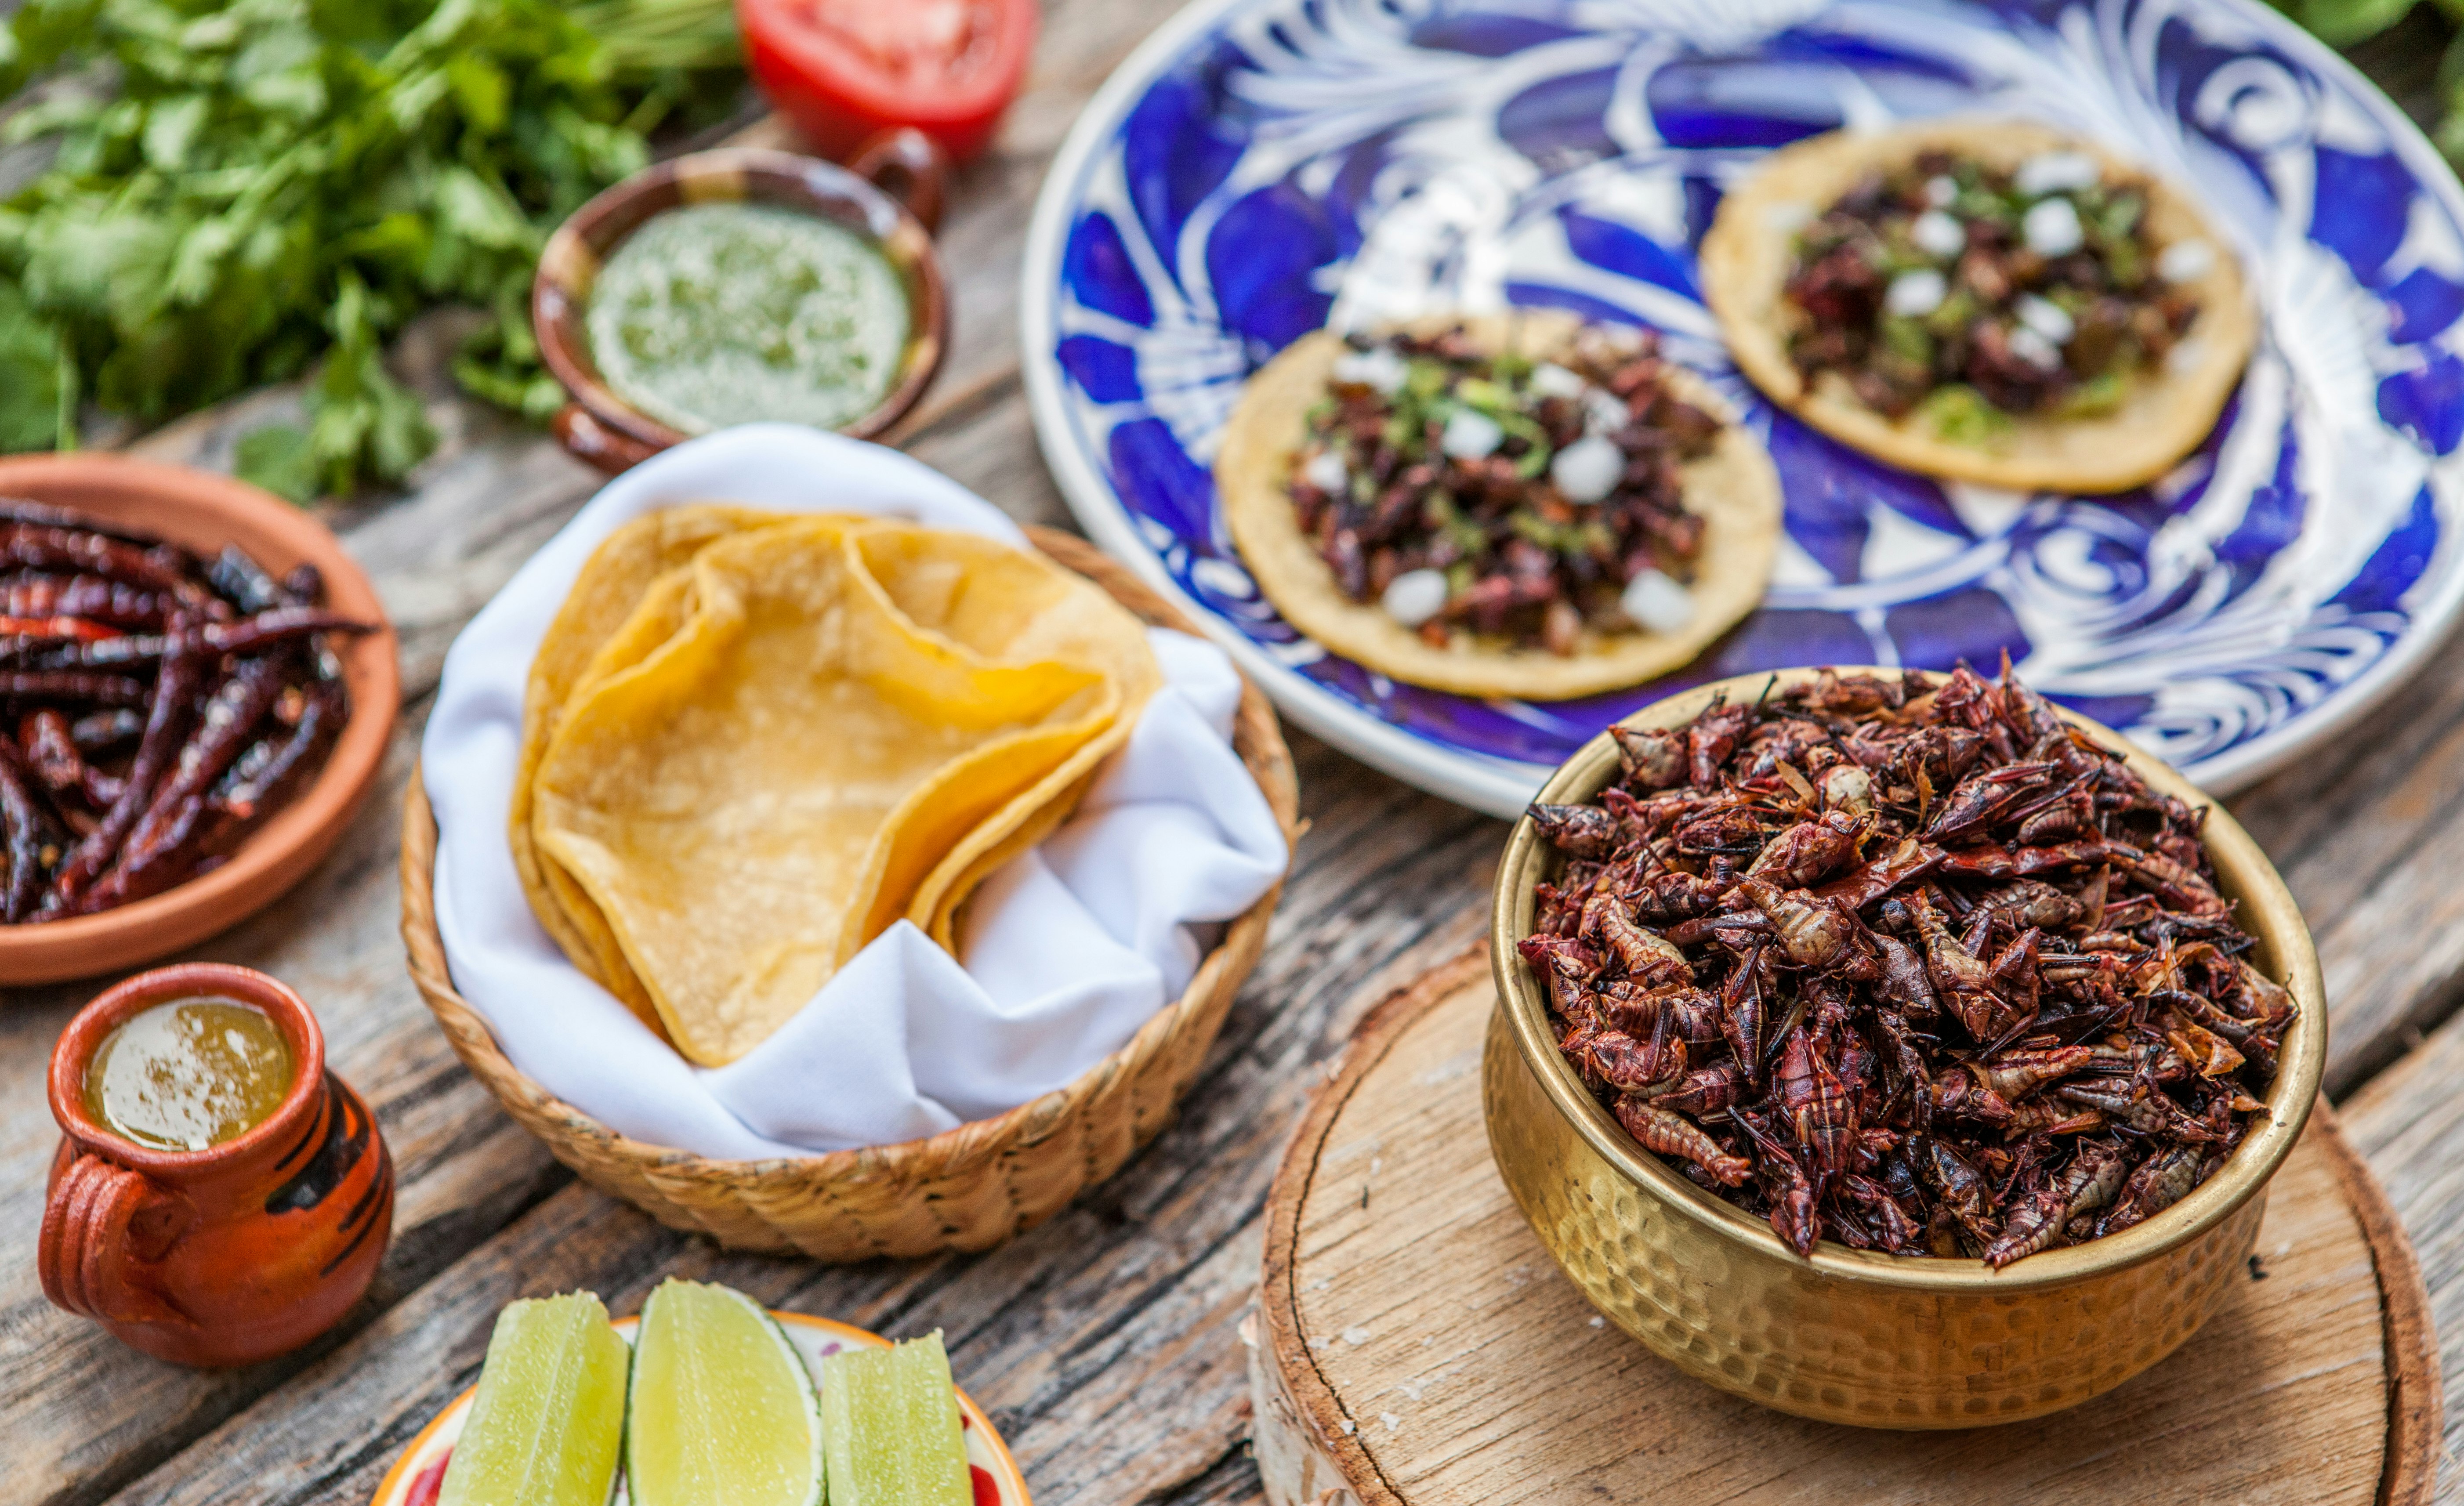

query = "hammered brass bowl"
[{"left": 1485, "top": 667, "right": 2326, "bottom": 1429}]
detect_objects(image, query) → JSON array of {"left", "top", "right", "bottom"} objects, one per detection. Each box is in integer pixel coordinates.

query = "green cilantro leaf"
[{"left": 0, "top": 0, "right": 731, "bottom": 499}]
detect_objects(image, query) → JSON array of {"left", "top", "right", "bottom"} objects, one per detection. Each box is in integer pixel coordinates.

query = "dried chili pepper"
[
  {"left": 0, "top": 615, "right": 122, "bottom": 641},
  {"left": 0, "top": 575, "right": 170, "bottom": 627},
  {"left": 1, "top": 523, "right": 196, "bottom": 596},
  {"left": 0, "top": 503, "right": 359, "bottom": 921},
  {"left": 211, "top": 678, "right": 344, "bottom": 824},
  {"left": 1522, "top": 663, "right": 2285, "bottom": 1266},
  {"left": 2, "top": 606, "right": 371, "bottom": 673},
  {"left": 20, "top": 709, "right": 123, "bottom": 811},
  {"left": 201, "top": 608, "right": 373, "bottom": 658},
  {"left": 47, "top": 631, "right": 203, "bottom": 909},
  {"left": 0, "top": 670, "right": 149, "bottom": 706},
  {"left": 82, "top": 654, "right": 294, "bottom": 910},
  {"left": 0, "top": 739, "right": 51, "bottom": 921},
  {"left": 207, "top": 545, "right": 283, "bottom": 613}
]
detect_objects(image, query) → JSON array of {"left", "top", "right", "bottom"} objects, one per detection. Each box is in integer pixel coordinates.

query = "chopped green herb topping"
[
  {"left": 1288, "top": 323, "right": 1718, "bottom": 655},
  {"left": 1783, "top": 147, "right": 2207, "bottom": 440}
]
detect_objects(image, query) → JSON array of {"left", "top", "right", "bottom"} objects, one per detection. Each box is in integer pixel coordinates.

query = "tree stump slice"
[{"left": 1248, "top": 947, "right": 2442, "bottom": 1506}]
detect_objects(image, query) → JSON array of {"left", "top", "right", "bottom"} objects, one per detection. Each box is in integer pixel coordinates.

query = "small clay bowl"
[
  {"left": 533, "top": 132, "right": 951, "bottom": 474},
  {"left": 0, "top": 455, "right": 399, "bottom": 985}
]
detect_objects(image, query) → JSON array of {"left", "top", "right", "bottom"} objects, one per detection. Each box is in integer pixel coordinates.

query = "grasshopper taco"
[
  {"left": 1214, "top": 311, "right": 1782, "bottom": 700},
  {"left": 1701, "top": 119, "right": 2255, "bottom": 494}
]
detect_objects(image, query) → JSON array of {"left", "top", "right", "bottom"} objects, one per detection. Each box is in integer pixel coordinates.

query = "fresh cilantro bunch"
[{"left": 0, "top": 0, "right": 681, "bottom": 498}]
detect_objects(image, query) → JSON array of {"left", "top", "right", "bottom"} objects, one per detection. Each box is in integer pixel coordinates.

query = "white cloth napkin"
[{"left": 421, "top": 424, "right": 1288, "bottom": 1158}]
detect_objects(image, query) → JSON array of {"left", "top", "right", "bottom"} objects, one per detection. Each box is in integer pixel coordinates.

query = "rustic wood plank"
[
  {"left": 2227, "top": 618, "right": 2464, "bottom": 1096},
  {"left": 1259, "top": 960, "right": 2413, "bottom": 1506},
  {"left": 2337, "top": 1006, "right": 2464, "bottom": 1502}
]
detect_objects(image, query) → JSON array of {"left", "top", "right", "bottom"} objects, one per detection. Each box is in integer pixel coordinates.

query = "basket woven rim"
[{"left": 401, "top": 524, "right": 1300, "bottom": 1188}]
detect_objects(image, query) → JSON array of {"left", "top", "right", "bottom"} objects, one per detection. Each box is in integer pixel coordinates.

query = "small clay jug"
[{"left": 40, "top": 963, "right": 393, "bottom": 1367}]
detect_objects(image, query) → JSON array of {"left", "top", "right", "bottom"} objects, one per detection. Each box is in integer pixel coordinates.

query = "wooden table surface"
[{"left": 6, "top": 3, "right": 2464, "bottom": 1502}]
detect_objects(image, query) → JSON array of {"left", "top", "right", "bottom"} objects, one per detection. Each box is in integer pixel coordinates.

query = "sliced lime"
[
  {"left": 626, "top": 1280, "right": 823, "bottom": 1506},
  {"left": 436, "top": 1291, "right": 629, "bottom": 1506},
  {"left": 819, "top": 1331, "right": 971, "bottom": 1506}
]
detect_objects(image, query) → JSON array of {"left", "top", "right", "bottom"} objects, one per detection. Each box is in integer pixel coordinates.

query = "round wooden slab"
[{"left": 1249, "top": 948, "right": 2441, "bottom": 1506}]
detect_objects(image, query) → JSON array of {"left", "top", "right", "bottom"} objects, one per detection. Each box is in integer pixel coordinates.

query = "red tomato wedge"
[{"left": 739, "top": 0, "right": 1039, "bottom": 163}]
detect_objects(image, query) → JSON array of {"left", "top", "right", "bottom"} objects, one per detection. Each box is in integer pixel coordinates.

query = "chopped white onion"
[
  {"left": 1332, "top": 347, "right": 1408, "bottom": 395},
  {"left": 2022, "top": 196, "right": 2084, "bottom": 257},
  {"left": 2014, "top": 293, "right": 2076, "bottom": 345},
  {"left": 1550, "top": 434, "right": 1625, "bottom": 505},
  {"left": 1529, "top": 362, "right": 1587, "bottom": 400},
  {"left": 1884, "top": 268, "right": 1948, "bottom": 318},
  {"left": 2158, "top": 238, "right": 2217, "bottom": 284},
  {"left": 1439, "top": 409, "right": 1504, "bottom": 459},
  {"left": 2015, "top": 151, "right": 2100, "bottom": 197},
  {"left": 1300, "top": 449, "right": 1348, "bottom": 492},
  {"left": 1765, "top": 201, "right": 1815, "bottom": 234},
  {"left": 2008, "top": 324, "right": 2064, "bottom": 371},
  {"left": 1910, "top": 209, "right": 1967, "bottom": 260},
  {"left": 1924, "top": 174, "right": 1958, "bottom": 207},
  {"left": 1583, "top": 388, "right": 1629, "bottom": 434},
  {"left": 1381, "top": 568, "right": 1449, "bottom": 628},
  {"left": 1620, "top": 569, "right": 1694, "bottom": 635},
  {"left": 1577, "top": 323, "right": 1648, "bottom": 362}
]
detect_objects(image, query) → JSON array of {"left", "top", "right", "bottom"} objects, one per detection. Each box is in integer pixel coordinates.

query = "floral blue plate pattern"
[{"left": 1021, "top": 0, "right": 2464, "bottom": 817}]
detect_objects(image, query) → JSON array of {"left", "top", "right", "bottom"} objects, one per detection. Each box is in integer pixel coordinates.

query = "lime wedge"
[
  {"left": 819, "top": 1331, "right": 971, "bottom": 1506},
  {"left": 626, "top": 1280, "right": 823, "bottom": 1506},
  {"left": 436, "top": 1291, "right": 629, "bottom": 1506}
]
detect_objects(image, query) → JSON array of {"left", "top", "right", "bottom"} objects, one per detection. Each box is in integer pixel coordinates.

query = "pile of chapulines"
[{"left": 1519, "top": 665, "right": 2291, "bottom": 1266}]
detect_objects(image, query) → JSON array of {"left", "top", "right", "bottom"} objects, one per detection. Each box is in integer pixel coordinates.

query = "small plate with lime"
[{"left": 371, "top": 1280, "right": 1029, "bottom": 1506}]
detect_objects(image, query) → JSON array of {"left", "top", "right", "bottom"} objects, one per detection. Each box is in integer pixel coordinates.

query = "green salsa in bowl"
[
  {"left": 587, "top": 203, "right": 912, "bottom": 434},
  {"left": 534, "top": 138, "right": 948, "bottom": 472}
]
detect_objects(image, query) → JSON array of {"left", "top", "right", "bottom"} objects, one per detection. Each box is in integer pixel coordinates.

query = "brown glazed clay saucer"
[
  {"left": 0, "top": 455, "right": 399, "bottom": 985},
  {"left": 533, "top": 131, "right": 951, "bottom": 474}
]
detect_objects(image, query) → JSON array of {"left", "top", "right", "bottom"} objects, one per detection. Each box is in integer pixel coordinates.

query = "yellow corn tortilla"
[
  {"left": 531, "top": 564, "right": 716, "bottom": 1021},
  {"left": 511, "top": 505, "right": 833, "bottom": 1033},
  {"left": 843, "top": 525, "right": 1163, "bottom": 947},
  {"left": 920, "top": 762, "right": 1108, "bottom": 954},
  {"left": 1699, "top": 117, "right": 2257, "bottom": 494},
  {"left": 1215, "top": 310, "right": 1783, "bottom": 700},
  {"left": 524, "top": 518, "right": 1157, "bottom": 1066}
]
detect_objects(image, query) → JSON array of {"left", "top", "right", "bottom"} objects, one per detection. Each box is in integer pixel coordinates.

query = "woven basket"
[{"left": 400, "top": 526, "right": 1300, "bottom": 1259}]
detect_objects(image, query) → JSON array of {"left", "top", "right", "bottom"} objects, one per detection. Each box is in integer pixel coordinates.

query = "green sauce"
[
  {"left": 586, "top": 203, "right": 911, "bottom": 435},
  {"left": 84, "top": 997, "right": 296, "bottom": 1151}
]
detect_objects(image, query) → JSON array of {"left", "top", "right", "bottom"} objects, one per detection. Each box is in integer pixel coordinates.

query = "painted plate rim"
[
  {"left": 1018, "top": 0, "right": 2464, "bottom": 818},
  {"left": 366, "top": 1308, "right": 1033, "bottom": 1506}
]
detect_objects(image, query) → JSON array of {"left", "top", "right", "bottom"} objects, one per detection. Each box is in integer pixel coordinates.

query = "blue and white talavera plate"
[{"left": 1020, "top": 0, "right": 2464, "bottom": 818}]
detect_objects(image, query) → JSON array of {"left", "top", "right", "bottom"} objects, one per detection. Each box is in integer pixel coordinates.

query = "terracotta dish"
[
  {"left": 533, "top": 133, "right": 950, "bottom": 474},
  {"left": 0, "top": 455, "right": 398, "bottom": 985}
]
